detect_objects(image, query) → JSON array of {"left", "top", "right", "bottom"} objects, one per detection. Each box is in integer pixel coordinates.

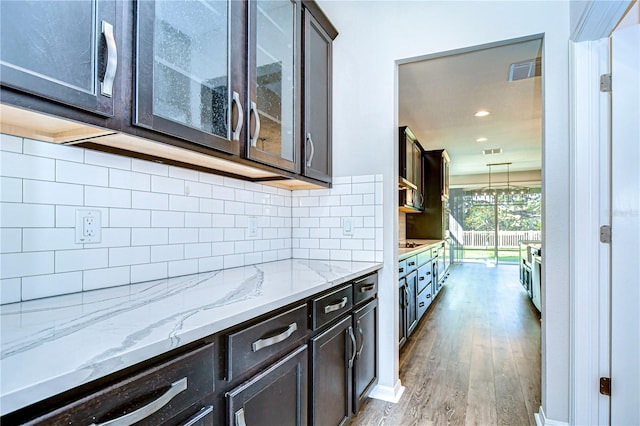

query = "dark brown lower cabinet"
[
  {"left": 226, "top": 345, "right": 308, "bottom": 426},
  {"left": 310, "top": 315, "right": 354, "bottom": 426},
  {"left": 174, "top": 405, "right": 215, "bottom": 426},
  {"left": 352, "top": 299, "right": 378, "bottom": 413}
]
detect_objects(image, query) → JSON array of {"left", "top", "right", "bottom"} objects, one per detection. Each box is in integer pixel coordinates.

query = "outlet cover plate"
[{"left": 75, "top": 209, "right": 102, "bottom": 243}]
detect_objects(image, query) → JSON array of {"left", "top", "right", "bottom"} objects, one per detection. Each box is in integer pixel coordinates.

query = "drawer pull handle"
[
  {"left": 408, "top": 261, "right": 415, "bottom": 266},
  {"left": 252, "top": 322, "right": 298, "bottom": 352},
  {"left": 360, "top": 284, "right": 375, "bottom": 293},
  {"left": 89, "top": 377, "right": 187, "bottom": 426},
  {"left": 235, "top": 408, "right": 247, "bottom": 426},
  {"left": 399, "top": 267, "right": 404, "bottom": 273},
  {"left": 418, "top": 277, "right": 424, "bottom": 281},
  {"left": 419, "top": 301, "right": 425, "bottom": 308},
  {"left": 183, "top": 406, "right": 214, "bottom": 426},
  {"left": 324, "top": 297, "right": 348, "bottom": 314}
]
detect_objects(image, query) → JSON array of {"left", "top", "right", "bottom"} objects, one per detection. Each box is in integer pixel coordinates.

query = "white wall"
[{"left": 318, "top": 0, "right": 570, "bottom": 422}]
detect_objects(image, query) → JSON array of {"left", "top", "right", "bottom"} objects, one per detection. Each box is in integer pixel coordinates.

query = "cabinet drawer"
[
  {"left": 226, "top": 304, "right": 307, "bottom": 381},
  {"left": 405, "top": 255, "right": 418, "bottom": 274},
  {"left": 417, "top": 264, "right": 432, "bottom": 294},
  {"left": 417, "top": 284, "right": 433, "bottom": 320},
  {"left": 310, "top": 284, "right": 353, "bottom": 330},
  {"left": 27, "top": 343, "right": 215, "bottom": 425},
  {"left": 417, "top": 249, "right": 432, "bottom": 267},
  {"left": 398, "top": 259, "right": 407, "bottom": 278},
  {"left": 353, "top": 273, "right": 378, "bottom": 305}
]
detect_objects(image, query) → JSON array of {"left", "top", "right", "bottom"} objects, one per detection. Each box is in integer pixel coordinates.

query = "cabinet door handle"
[
  {"left": 324, "top": 297, "right": 348, "bottom": 314},
  {"left": 360, "top": 284, "right": 375, "bottom": 293},
  {"left": 251, "top": 322, "right": 298, "bottom": 352},
  {"left": 418, "top": 277, "right": 424, "bottom": 281},
  {"left": 419, "top": 301, "right": 425, "bottom": 308},
  {"left": 249, "top": 101, "right": 261, "bottom": 147},
  {"left": 408, "top": 261, "right": 415, "bottom": 266},
  {"left": 399, "top": 267, "right": 404, "bottom": 274},
  {"left": 306, "top": 133, "right": 315, "bottom": 167},
  {"left": 234, "top": 408, "right": 247, "bottom": 426},
  {"left": 404, "top": 286, "right": 410, "bottom": 308},
  {"left": 356, "top": 325, "right": 365, "bottom": 359},
  {"left": 231, "top": 91, "right": 244, "bottom": 141},
  {"left": 427, "top": 294, "right": 432, "bottom": 299},
  {"left": 348, "top": 326, "right": 357, "bottom": 368},
  {"left": 100, "top": 21, "right": 117, "bottom": 97},
  {"left": 89, "top": 377, "right": 187, "bottom": 426},
  {"left": 182, "top": 406, "right": 214, "bottom": 426}
]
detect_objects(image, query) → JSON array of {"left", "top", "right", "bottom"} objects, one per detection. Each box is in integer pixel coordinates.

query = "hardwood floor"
[{"left": 352, "top": 263, "right": 541, "bottom": 426}]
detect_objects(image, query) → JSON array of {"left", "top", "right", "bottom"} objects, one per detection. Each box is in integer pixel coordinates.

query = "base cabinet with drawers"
[{"left": 2, "top": 271, "right": 378, "bottom": 426}]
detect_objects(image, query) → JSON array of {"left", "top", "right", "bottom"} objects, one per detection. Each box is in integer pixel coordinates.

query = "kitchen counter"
[
  {"left": 0, "top": 259, "right": 382, "bottom": 416},
  {"left": 398, "top": 239, "right": 443, "bottom": 260}
]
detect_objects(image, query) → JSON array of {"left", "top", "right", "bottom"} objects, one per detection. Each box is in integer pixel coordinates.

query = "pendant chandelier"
[{"left": 471, "top": 162, "right": 529, "bottom": 206}]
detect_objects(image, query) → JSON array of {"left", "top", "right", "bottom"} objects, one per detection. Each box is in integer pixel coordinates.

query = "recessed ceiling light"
[
  {"left": 476, "top": 137, "right": 488, "bottom": 142},
  {"left": 474, "top": 110, "right": 491, "bottom": 117}
]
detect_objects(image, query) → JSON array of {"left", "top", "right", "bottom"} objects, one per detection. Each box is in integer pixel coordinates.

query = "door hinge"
[
  {"left": 600, "top": 377, "right": 611, "bottom": 396},
  {"left": 600, "top": 74, "right": 612, "bottom": 92},
  {"left": 600, "top": 225, "right": 612, "bottom": 243}
]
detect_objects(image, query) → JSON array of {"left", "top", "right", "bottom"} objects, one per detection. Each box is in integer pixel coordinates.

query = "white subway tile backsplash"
[
  {"left": 1, "top": 177, "right": 22, "bottom": 202},
  {"left": 1, "top": 151, "right": 54, "bottom": 180},
  {"left": 212, "top": 213, "right": 235, "bottom": 228},
  {"left": 299, "top": 218, "right": 319, "bottom": 228},
  {"left": 319, "top": 217, "right": 340, "bottom": 228},
  {"left": 292, "top": 228, "right": 309, "bottom": 238},
  {"left": 198, "top": 172, "right": 224, "bottom": 185},
  {"left": 1, "top": 134, "right": 23, "bottom": 152},
  {"left": 1, "top": 228, "right": 21, "bottom": 253},
  {"left": 185, "top": 243, "right": 212, "bottom": 259},
  {"left": 85, "top": 186, "right": 130, "bottom": 208},
  {"left": 0, "top": 278, "right": 21, "bottom": 304},
  {"left": 198, "top": 256, "right": 223, "bottom": 272},
  {"left": 292, "top": 248, "right": 309, "bottom": 258},
  {"left": 132, "top": 191, "right": 168, "bottom": 210},
  {"left": 56, "top": 206, "right": 109, "bottom": 228},
  {"left": 244, "top": 252, "right": 262, "bottom": 265},
  {"left": 169, "top": 195, "right": 199, "bottom": 212},
  {"left": 262, "top": 250, "right": 278, "bottom": 263},
  {"left": 309, "top": 206, "right": 331, "bottom": 218},
  {"left": 57, "top": 161, "right": 108, "bottom": 187},
  {"left": 319, "top": 195, "right": 340, "bottom": 207},
  {"left": 330, "top": 250, "right": 352, "bottom": 261},
  {"left": 319, "top": 239, "right": 340, "bottom": 249},
  {"left": 85, "top": 150, "right": 131, "bottom": 170},
  {"left": 309, "top": 228, "right": 330, "bottom": 239},
  {"left": 169, "top": 228, "right": 198, "bottom": 244},
  {"left": 245, "top": 203, "right": 263, "bottom": 216},
  {"left": 1, "top": 251, "right": 54, "bottom": 279},
  {"left": 352, "top": 175, "right": 375, "bottom": 183},
  {"left": 352, "top": 182, "right": 375, "bottom": 194},
  {"left": 234, "top": 241, "right": 254, "bottom": 253},
  {"left": 308, "top": 249, "right": 330, "bottom": 260},
  {"left": 331, "top": 228, "right": 345, "bottom": 240},
  {"left": 224, "top": 200, "right": 245, "bottom": 215},
  {"left": 23, "top": 180, "right": 83, "bottom": 206},
  {"left": 299, "top": 239, "right": 319, "bottom": 249},
  {"left": 111, "top": 208, "right": 150, "bottom": 228},
  {"left": 235, "top": 189, "right": 254, "bottom": 203},
  {"left": 23, "top": 228, "right": 79, "bottom": 252},
  {"left": 212, "top": 241, "right": 235, "bottom": 256},
  {"left": 110, "top": 169, "right": 150, "bottom": 191},
  {"left": 132, "top": 158, "right": 168, "bottom": 176},
  {"left": 224, "top": 228, "right": 244, "bottom": 241},
  {"left": 199, "top": 228, "right": 223, "bottom": 242},
  {"left": 352, "top": 251, "right": 375, "bottom": 262},
  {"left": 329, "top": 184, "right": 351, "bottom": 195},
  {"left": 22, "top": 272, "right": 82, "bottom": 300},
  {"left": 186, "top": 181, "right": 211, "bottom": 198},
  {"left": 375, "top": 182, "right": 383, "bottom": 204},
  {"left": 292, "top": 207, "right": 309, "bottom": 217},
  {"left": 223, "top": 177, "right": 245, "bottom": 189},
  {"left": 24, "top": 138, "right": 82, "bottom": 162},
  {"left": 352, "top": 206, "right": 375, "bottom": 217},
  {"left": 132, "top": 228, "right": 168, "bottom": 246},
  {"left": 56, "top": 248, "right": 108, "bottom": 273},
  {"left": 83, "top": 267, "right": 130, "bottom": 291},
  {"left": 211, "top": 185, "right": 235, "bottom": 201},
  {"left": 1, "top": 203, "right": 54, "bottom": 227},
  {"left": 200, "top": 198, "right": 224, "bottom": 213},
  {"left": 168, "top": 259, "right": 198, "bottom": 277},
  {"left": 131, "top": 262, "right": 168, "bottom": 283},
  {"left": 151, "top": 244, "right": 184, "bottom": 262},
  {"left": 340, "top": 195, "right": 363, "bottom": 206},
  {"left": 169, "top": 166, "right": 199, "bottom": 182},
  {"left": 151, "top": 175, "right": 184, "bottom": 195},
  {"left": 341, "top": 239, "right": 363, "bottom": 250},
  {"left": 110, "top": 246, "right": 150, "bottom": 267},
  {"left": 223, "top": 254, "right": 244, "bottom": 268},
  {"left": 185, "top": 212, "right": 212, "bottom": 228},
  {"left": 151, "top": 211, "right": 184, "bottom": 228},
  {"left": 89, "top": 228, "right": 131, "bottom": 249},
  {"left": 363, "top": 194, "right": 375, "bottom": 205}
]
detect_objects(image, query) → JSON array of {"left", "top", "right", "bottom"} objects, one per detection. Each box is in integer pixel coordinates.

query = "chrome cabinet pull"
[
  {"left": 181, "top": 406, "right": 214, "bottom": 426},
  {"left": 356, "top": 325, "right": 364, "bottom": 359},
  {"left": 249, "top": 101, "right": 261, "bottom": 147},
  {"left": 235, "top": 408, "right": 247, "bottom": 426},
  {"left": 418, "top": 276, "right": 425, "bottom": 281},
  {"left": 89, "top": 377, "right": 187, "bottom": 426},
  {"left": 306, "top": 133, "right": 315, "bottom": 167},
  {"left": 419, "top": 301, "right": 425, "bottom": 308},
  {"left": 251, "top": 322, "right": 297, "bottom": 352},
  {"left": 100, "top": 21, "right": 117, "bottom": 97},
  {"left": 232, "top": 91, "right": 244, "bottom": 141},
  {"left": 359, "top": 284, "right": 375, "bottom": 293},
  {"left": 399, "top": 268, "right": 404, "bottom": 273},
  {"left": 348, "top": 326, "right": 357, "bottom": 368},
  {"left": 324, "top": 297, "right": 347, "bottom": 314}
]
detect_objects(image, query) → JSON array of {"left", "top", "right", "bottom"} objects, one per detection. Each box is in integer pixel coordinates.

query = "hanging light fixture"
[{"left": 471, "top": 162, "right": 530, "bottom": 205}]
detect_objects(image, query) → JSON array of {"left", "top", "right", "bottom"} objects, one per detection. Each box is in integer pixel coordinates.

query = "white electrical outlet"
[
  {"left": 342, "top": 218, "right": 354, "bottom": 236},
  {"left": 76, "top": 209, "right": 102, "bottom": 243},
  {"left": 247, "top": 216, "right": 258, "bottom": 238}
]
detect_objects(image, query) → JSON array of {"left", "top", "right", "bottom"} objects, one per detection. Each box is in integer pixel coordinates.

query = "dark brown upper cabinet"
[
  {"left": 246, "top": 0, "right": 302, "bottom": 173},
  {"left": 302, "top": 4, "right": 337, "bottom": 184},
  {"left": 134, "top": 0, "right": 242, "bottom": 155},
  {"left": 399, "top": 126, "right": 424, "bottom": 212},
  {"left": 0, "top": 0, "right": 117, "bottom": 116}
]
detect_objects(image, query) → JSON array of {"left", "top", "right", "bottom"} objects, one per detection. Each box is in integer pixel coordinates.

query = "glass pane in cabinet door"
[
  {"left": 153, "top": 0, "right": 229, "bottom": 138},
  {"left": 1, "top": 1, "right": 96, "bottom": 94},
  {"left": 255, "top": 0, "right": 295, "bottom": 162}
]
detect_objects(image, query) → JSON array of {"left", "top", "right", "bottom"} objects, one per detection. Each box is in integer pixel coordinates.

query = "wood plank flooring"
[{"left": 352, "top": 263, "right": 541, "bottom": 426}]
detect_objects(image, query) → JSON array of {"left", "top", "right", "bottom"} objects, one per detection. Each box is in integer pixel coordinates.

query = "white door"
[{"left": 610, "top": 23, "right": 640, "bottom": 425}]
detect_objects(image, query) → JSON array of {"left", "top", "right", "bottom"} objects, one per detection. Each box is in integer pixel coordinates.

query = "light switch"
[
  {"left": 247, "top": 216, "right": 258, "bottom": 238},
  {"left": 343, "top": 218, "right": 354, "bottom": 236},
  {"left": 76, "top": 209, "right": 102, "bottom": 243}
]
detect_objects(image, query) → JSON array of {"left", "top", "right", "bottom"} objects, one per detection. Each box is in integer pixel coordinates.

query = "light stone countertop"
[
  {"left": 0, "top": 259, "right": 382, "bottom": 416},
  {"left": 398, "top": 239, "right": 443, "bottom": 260}
]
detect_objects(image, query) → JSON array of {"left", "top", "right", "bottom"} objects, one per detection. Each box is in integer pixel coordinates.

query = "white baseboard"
[
  {"left": 367, "top": 379, "right": 405, "bottom": 403},
  {"left": 536, "top": 406, "right": 570, "bottom": 426}
]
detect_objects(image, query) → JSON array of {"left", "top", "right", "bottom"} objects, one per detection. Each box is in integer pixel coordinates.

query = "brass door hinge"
[{"left": 600, "top": 377, "right": 611, "bottom": 396}]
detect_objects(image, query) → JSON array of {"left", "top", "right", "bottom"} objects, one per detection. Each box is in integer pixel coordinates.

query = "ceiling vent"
[
  {"left": 508, "top": 57, "right": 542, "bottom": 81},
  {"left": 483, "top": 148, "right": 503, "bottom": 155}
]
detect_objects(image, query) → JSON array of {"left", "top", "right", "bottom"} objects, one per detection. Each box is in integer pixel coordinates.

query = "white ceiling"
[{"left": 398, "top": 39, "right": 543, "bottom": 182}]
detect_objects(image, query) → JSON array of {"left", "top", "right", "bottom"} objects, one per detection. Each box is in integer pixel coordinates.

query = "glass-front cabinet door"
[
  {"left": 0, "top": 0, "right": 117, "bottom": 116},
  {"left": 247, "top": 0, "right": 301, "bottom": 172},
  {"left": 135, "top": 0, "right": 241, "bottom": 155}
]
